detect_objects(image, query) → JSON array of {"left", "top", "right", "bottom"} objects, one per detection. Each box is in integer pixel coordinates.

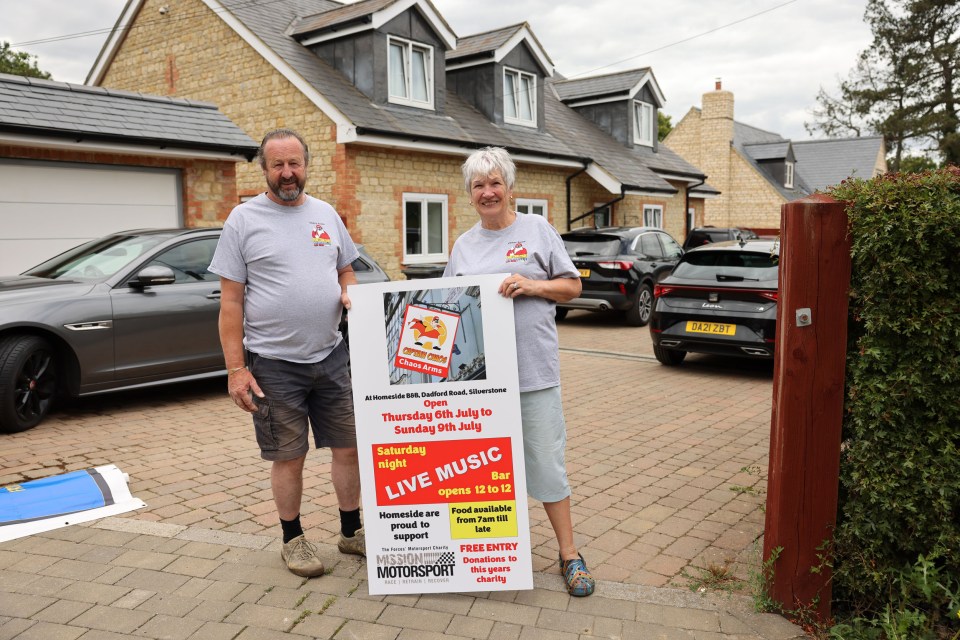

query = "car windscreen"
[
  {"left": 23, "top": 235, "right": 170, "bottom": 282},
  {"left": 673, "top": 250, "right": 779, "bottom": 282},
  {"left": 562, "top": 235, "right": 623, "bottom": 257}
]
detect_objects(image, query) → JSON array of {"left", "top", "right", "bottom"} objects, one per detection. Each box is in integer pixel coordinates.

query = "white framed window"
[
  {"left": 503, "top": 67, "right": 536, "bottom": 126},
  {"left": 785, "top": 161, "right": 795, "bottom": 188},
  {"left": 593, "top": 203, "right": 611, "bottom": 227},
  {"left": 403, "top": 193, "right": 448, "bottom": 263},
  {"left": 633, "top": 100, "right": 654, "bottom": 146},
  {"left": 388, "top": 36, "right": 434, "bottom": 109},
  {"left": 643, "top": 204, "right": 663, "bottom": 228},
  {"left": 516, "top": 198, "right": 547, "bottom": 216}
]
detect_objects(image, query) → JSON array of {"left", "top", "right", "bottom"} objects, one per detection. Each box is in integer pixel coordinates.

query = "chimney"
[{"left": 700, "top": 79, "right": 734, "bottom": 225}]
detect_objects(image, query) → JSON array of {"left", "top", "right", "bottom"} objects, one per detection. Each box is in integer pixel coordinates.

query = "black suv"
[
  {"left": 649, "top": 239, "right": 779, "bottom": 365},
  {"left": 682, "top": 226, "right": 758, "bottom": 251},
  {"left": 558, "top": 227, "right": 683, "bottom": 326}
]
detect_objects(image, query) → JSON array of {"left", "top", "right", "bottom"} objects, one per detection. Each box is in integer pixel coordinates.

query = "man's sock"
[
  {"left": 280, "top": 514, "right": 304, "bottom": 543},
  {"left": 340, "top": 508, "right": 361, "bottom": 537}
]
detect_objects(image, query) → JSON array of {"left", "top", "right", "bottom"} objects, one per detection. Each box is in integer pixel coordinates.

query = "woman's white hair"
[{"left": 461, "top": 147, "right": 516, "bottom": 193}]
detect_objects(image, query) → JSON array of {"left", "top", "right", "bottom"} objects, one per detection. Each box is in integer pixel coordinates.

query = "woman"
[{"left": 443, "top": 147, "right": 595, "bottom": 597}]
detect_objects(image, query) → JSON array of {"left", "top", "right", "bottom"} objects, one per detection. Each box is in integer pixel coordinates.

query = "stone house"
[
  {"left": 665, "top": 81, "right": 887, "bottom": 234},
  {"left": 89, "top": 0, "right": 718, "bottom": 278},
  {"left": 0, "top": 72, "right": 256, "bottom": 274}
]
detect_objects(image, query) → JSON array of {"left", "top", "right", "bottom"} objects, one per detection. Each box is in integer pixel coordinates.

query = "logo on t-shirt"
[
  {"left": 505, "top": 241, "right": 528, "bottom": 263},
  {"left": 311, "top": 223, "right": 331, "bottom": 246}
]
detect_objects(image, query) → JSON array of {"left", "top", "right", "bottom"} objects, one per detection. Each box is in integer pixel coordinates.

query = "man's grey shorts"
[
  {"left": 248, "top": 341, "right": 357, "bottom": 461},
  {"left": 520, "top": 385, "right": 571, "bottom": 503}
]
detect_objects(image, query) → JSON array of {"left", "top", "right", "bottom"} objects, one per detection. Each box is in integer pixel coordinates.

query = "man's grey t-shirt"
[
  {"left": 209, "top": 193, "right": 359, "bottom": 364},
  {"left": 443, "top": 213, "right": 578, "bottom": 392}
]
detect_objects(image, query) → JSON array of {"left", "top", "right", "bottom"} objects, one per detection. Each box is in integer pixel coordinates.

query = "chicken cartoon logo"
[
  {"left": 408, "top": 315, "right": 447, "bottom": 351},
  {"left": 505, "top": 241, "right": 528, "bottom": 263},
  {"left": 311, "top": 223, "right": 331, "bottom": 246}
]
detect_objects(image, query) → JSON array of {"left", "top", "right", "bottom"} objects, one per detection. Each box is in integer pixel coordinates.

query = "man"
[{"left": 208, "top": 128, "right": 364, "bottom": 578}]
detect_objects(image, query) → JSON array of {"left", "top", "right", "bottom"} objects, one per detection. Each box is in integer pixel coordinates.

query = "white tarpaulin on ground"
[{"left": 0, "top": 464, "right": 146, "bottom": 543}]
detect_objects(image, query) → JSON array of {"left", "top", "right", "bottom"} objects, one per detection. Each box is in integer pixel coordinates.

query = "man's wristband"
[{"left": 227, "top": 366, "right": 247, "bottom": 376}]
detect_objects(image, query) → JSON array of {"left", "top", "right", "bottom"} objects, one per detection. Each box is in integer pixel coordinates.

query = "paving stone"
[
  {"left": 445, "top": 613, "right": 494, "bottom": 639},
  {"left": 185, "top": 621, "right": 246, "bottom": 639},
  {"left": 468, "top": 599, "right": 541, "bottom": 627},
  {"left": 537, "top": 608, "right": 597, "bottom": 635},
  {"left": 11, "top": 621, "right": 85, "bottom": 640},
  {"left": 0, "top": 593, "right": 54, "bottom": 617},
  {"left": 70, "top": 604, "right": 153, "bottom": 634},
  {"left": 56, "top": 580, "right": 131, "bottom": 605},
  {"left": 31, "top": 599, "right": 93, "bottom": 624},
  {"left": 116, "top": 567, "right": 191, "bottom": 594},
  {"left": 0, "top": 617, "right": 36, "bottom": 639},
  {"left": 334, "top": 619, "right": 401, "bottom": 640},
  {"left": 378, "top": 603, "right": 452, "bottom": 632},
  {"left": 323, "top": 596, "right": 387, "bottom": 622},
  {"left": 223, "top": 601, "right": 300, "bottom": 631},
  {"left": 397, "top": 629, "right": 473, "bottom": 640},
  {"left": 287, "top": 611, "right": 347, "bottom": 638},
  {"left": 130, "top": 613, "right": 205, "bottom": 640}
]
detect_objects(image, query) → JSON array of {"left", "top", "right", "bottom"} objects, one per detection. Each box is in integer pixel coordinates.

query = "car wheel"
[
  {"left": 0, "top": 335, "right": 59, "bottom": 433},
  {"left": 653, "top": 344, "right": 687, "bottom": 366},
  {"left": 625, "top": 283, "right": 653, "bottom": 327},
  {"left": 555, "top": 307, "right": 568, "bottom": 321}
]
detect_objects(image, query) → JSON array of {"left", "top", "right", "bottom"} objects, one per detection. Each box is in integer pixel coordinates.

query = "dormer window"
[
  {"left": 785, "top": 161, "right": 795, "bottom": 188},
  {"left": 503, "top": 67, "right": 536, "bottom": 127},
  {"left": 633, "top": 100, "right": 654, "bottom": 146},
  {"left": 388, "top": 36, "right": 434, "bottom": 109}
]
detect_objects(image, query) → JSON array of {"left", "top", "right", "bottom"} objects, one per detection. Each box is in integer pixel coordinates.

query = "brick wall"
[{"left": 0, "top": 144, "right": 239, "bottom": 226}]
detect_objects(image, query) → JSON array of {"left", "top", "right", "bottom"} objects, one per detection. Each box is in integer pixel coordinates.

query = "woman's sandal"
[{"left": 559, "top": 553, "right": 596, "bottom": 597}]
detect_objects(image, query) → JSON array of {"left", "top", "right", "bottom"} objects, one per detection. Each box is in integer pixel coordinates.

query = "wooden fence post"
[{"left": 764, "top": 193, "right": 851, "bottom": 622}]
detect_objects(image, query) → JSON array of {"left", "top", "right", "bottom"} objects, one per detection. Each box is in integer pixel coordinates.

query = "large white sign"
[{"left": 348, "top": 274, "right": 532, "bottom": 594}]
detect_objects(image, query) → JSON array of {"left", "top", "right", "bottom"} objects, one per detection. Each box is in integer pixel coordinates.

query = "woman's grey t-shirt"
[
  {"left": 209, "top": 193, "right": 358, "bottom": 364},
  {"left": 443, "top": 213, "right": 578, "bottom": 392}
]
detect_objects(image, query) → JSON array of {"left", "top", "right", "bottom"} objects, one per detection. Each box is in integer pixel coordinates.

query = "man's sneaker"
[
  {"left": 281, "top": 535, "right": 325, "bottom": 577},
  {"left": 338, "top": 526, "right": 365, "bottom": 556}
]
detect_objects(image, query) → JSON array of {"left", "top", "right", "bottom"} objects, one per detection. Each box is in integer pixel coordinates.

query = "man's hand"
[{"left": 228, "top": 368, "right": 264, "bottom": 413}]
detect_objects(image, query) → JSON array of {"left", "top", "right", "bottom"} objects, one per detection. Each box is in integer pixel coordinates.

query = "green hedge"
[{"left": 828, "top": 167, "right": 960, "bottom": 638}]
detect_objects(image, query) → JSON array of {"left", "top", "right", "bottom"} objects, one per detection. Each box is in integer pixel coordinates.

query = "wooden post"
[{"left": 764, "top": 193, "right": 851, "bottom": 621}]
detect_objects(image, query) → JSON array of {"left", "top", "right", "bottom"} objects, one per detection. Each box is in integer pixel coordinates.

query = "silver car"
[{"left": 0, "top": 228, "right": 388, "bottom": 433}]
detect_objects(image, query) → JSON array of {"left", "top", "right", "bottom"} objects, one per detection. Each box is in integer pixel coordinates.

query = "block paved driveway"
[{"left": 0, "top": 309, "right": 774, "bottom": 593}]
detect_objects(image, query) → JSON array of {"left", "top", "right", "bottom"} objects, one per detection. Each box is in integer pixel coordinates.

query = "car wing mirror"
[{"left": 131, "top": 265, "right": 176, "bottom": 288}]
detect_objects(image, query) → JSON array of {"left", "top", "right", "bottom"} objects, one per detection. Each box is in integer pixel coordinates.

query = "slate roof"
[
  {"left": 792, "top": 136, "right": 884, "bottom": 191},
  {"left": 742, "top": 141, "right": 791, "bottom": 161},
  {"left": 292, "top": 0, "right": 393, "bottom": 36},
  {"left": 553, "top": 69, "right": 652, "bottom": 103},
  {"left": 101, "top": 0, "right": 708, "bottom": 194},
  {"left": 0, "top": 73, "right": 257, "bottom": 158},
  {"left": 731, "top": 120, "right": 811, "bottom": 199},
  {"left": 448, "top": 23, "right": 518, "bottom": 60}
]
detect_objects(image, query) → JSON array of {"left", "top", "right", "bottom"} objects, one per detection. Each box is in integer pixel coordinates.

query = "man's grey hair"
[
  {"left": 461, "top": 147, "right": 516, "bottom": 193},
  {"left": 255, "top": 128, "right": 310, "bottom": 168}
]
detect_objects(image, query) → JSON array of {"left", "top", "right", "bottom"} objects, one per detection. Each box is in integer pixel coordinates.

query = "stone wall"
[
  {"left": 99, "top": 0, "right": 338, "bottom": 199},
  {"left": 0, "top": 144, "right": 239, "bottom": 226}
]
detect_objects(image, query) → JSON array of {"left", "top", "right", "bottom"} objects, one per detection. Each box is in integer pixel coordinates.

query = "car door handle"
[{"left": 206, "top": 290, "right": 221, "bottom": 300}]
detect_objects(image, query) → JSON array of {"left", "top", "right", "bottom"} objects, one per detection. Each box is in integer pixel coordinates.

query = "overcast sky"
[{"left": 2, "top": 0, "right": 873, "bottom": 141}]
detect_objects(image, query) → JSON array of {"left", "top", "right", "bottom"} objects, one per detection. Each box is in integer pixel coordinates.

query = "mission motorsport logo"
[{"left": 375, "top": 550, "right": 456, "bottom": 579}]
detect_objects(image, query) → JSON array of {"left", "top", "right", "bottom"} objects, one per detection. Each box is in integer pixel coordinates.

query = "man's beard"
[{"left": 268, "top": 175, "right": 306, "bottom": 202}]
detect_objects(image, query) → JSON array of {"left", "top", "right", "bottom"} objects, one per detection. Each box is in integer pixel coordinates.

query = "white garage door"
[{"left": 0, "top": 160, "right": 181, "bottom": 274}]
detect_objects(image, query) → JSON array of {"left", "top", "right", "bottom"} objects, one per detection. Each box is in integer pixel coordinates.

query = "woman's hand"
[{"left": 500, "top": 274, "right": 581, "bottom": 302}]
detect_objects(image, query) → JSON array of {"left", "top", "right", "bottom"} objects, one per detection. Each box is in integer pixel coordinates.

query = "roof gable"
[
  {"left": 291, "top": 0, "right": 456, "bottom": 49},
  {"left": 447, "top": 23, "right": 553, "bottom": 77},
  {"left": 554, "top": 68, "right": 665, "bottom": 108},
  {"left": 792, "top": 136, "right": 886, "bottom": 190}
]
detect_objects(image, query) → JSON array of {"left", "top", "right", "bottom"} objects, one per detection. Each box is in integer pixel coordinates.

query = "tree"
[
  {"left": 898, "top": 154, "right": 939, "bottom": 172},
  {"left": 0, "top": 41, "right": 52, "bottom": 79},
  {"left": 657, "top": 112, "right": 672, "bottom": 142},
  {"left": 807, "top": 1, "right": 959, "bottom": 170}
]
